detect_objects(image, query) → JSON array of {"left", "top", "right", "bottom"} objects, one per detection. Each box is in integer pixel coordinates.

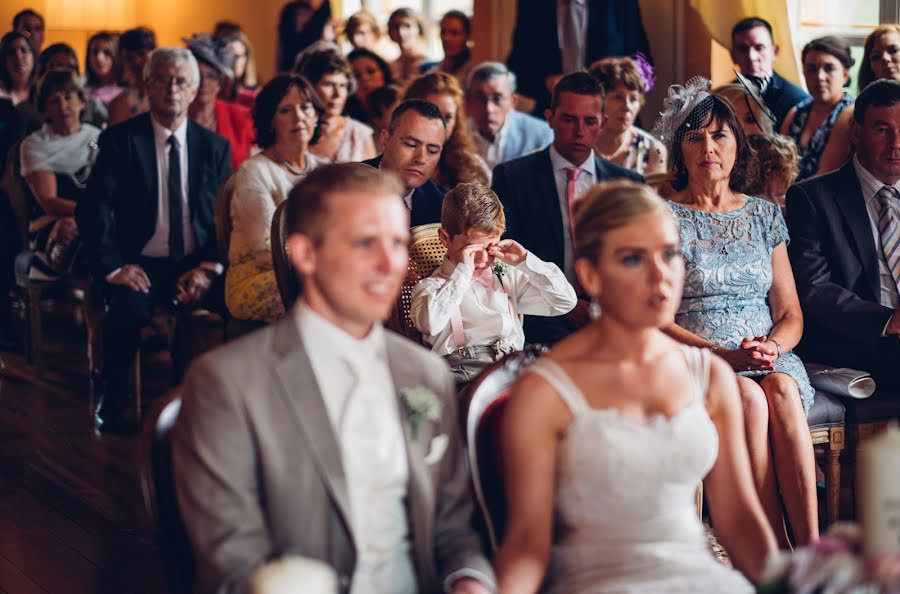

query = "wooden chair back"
[
  {"left": 388, "top": 223, "right": 446, "bottom": 342},
  {"left": 459, "top": 345, "right": 547, "bottom": 550},
  {"left": 139, "top": 388, "right": 193, "bottom": 594},
  {"left": 270, "top": 200, "right": 301, "bottom": 311}
]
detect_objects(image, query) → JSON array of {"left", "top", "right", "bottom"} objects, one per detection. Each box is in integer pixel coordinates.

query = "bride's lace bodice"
[{"left": 526, "top": 347, "right": 753, "bottom": 594}]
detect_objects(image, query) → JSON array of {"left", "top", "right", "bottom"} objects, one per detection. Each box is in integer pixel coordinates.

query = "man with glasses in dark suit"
[{"left": 77, "top": 47, "right": 231, "bottom": 433}]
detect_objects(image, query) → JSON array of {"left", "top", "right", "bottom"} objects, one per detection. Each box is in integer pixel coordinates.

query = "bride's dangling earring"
[{"left": 589, "top": 297, "right": 601, "bottom": 320}]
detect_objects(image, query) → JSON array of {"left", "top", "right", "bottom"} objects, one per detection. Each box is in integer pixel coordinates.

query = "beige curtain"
[
  {"left": 471, "top": 0, "right": 517, "bottom": 65},
  {"left": 689, "top": 0, "right": 801, "bottom": 84}
]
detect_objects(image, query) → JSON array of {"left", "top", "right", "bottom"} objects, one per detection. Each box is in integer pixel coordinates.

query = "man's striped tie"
[{"left": 877, "top": 185, "right": 900, "bottom": 290}]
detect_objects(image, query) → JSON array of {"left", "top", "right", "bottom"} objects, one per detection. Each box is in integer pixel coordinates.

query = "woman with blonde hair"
[
  {"left": 860, "top": 24, "right": 900, "bottom": 90},
  {"left": 495, "top": 179, "right": 777, "bottom": 593},
  {"left": 344, "top": 9, "right": 381, "bottom": 50},
  {"left": 714, "top": 82, "right": 775, "bottom": 138},
  {"left": 387, "top": 7, "right": 428, "bottom": 85},
  {"left": 404, "top": 71, "right": 489, "bottom": 186}
]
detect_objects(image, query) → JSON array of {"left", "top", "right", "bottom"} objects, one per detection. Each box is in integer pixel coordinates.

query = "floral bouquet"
[{"left": 758, "top": 523, "right": 900, "bottom": 594}]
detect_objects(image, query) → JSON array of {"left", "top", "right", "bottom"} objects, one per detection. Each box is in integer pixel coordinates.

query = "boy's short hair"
[{"left": 441, "top": 183, "right": 506, "bottom": 238}]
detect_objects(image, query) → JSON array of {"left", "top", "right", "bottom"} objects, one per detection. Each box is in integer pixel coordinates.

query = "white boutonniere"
[
  {"left": 492, "top": 260, "right": 507, "bottom": 281},
  {"left": 400, "top": 387, "right": 442, "bottom": 438}
]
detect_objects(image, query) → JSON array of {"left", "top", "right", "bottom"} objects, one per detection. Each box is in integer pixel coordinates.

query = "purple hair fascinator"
[{"left": 633, "top": 52, "right": 655, "bottom": 93}]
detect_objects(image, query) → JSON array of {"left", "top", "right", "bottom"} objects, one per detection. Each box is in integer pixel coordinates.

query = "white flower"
[
  {"left": 401, "top": 387, "right": 442, "bottom": 437},
  {"left": 492, "top": 260, "right": 507, "bottom": 280}
]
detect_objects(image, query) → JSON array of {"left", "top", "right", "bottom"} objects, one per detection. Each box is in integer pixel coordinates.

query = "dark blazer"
[
  {"left": 786, "top": 162, "right": 900, "bottom": 380},
  {"left": 506, "top": 0, "right": 652, "bottom": 113},
  {"left": 77, "top": 113, "right": 232, "bottom": 279},
  {"left": 362, "top": 155, "right": 447, "bottom": 227},
  {"left": 492, "top": 147, "right": 643, "bottom": 344},
  {"left": 765, "top": 71, "right": 810, "bottom": 132}
]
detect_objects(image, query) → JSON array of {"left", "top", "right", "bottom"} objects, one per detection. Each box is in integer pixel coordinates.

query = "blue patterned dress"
[
  {"left": 786, "top": 93, "right": 854, "bottom": 181},
  {"left": 669, "top": 196, "right": 815, "bottom": 414}
]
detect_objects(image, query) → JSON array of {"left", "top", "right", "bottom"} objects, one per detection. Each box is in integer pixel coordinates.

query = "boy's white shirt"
[{"left": 410, "top": 251, "right": 577, "bottom": 356}]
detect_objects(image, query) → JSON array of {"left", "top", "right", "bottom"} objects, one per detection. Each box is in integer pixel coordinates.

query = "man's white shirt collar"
[
  {"left": 295, "top": 302, "right": 386, "bottom": 364},
  {"left": 151, "top": 116, "right": 188, "bottom": 150},
  {"left": 402, "top": 189, "right": 414, "bottom": 211},
  {"left": 548, "top": 144, "right": 595, "bottom": 176}
]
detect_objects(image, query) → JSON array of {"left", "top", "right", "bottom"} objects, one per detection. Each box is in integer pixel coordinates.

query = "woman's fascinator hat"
[
  {"left": 632, "top": 51, "right": 655, "bottom": 92},
  {"left": 183, "top": 33, "right": 236, "bottom": 79},
  {"left": 652, "top": 76, "right": 715, "bottom": 153},
  {"left": 734, "top": 70, "right": 777, "bottom": 128}
]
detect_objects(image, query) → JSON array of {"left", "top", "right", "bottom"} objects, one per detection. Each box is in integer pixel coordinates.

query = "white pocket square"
[{"left": 424, "top": 434, "right": 449, "bottom": 465}]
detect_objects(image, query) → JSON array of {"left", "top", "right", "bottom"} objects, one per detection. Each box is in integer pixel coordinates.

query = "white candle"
[{"left": 860, "top": 423, "right": 900, "bottom": 557}]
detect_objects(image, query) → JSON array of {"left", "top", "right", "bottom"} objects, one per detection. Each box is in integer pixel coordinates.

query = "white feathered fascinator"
[{"left": 652, "top": 76, "right": 715, "bottom": 153}]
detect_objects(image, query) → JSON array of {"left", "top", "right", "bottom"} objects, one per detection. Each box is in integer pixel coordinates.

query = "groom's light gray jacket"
[{"left": 172, "top": 306, "right": 493, "bottom": 594}]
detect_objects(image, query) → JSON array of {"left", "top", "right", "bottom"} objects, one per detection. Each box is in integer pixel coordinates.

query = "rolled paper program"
[{"left": 859, "top": 424, "right": 900, "bottom": 557}]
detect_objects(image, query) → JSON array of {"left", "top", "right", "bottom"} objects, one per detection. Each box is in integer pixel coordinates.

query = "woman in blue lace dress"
[
  {"left": 781, "top": 36, "right": 855, "bottom": 181},
  {"left": 654, "top": 78, "right": 818, "bottom": 548}
]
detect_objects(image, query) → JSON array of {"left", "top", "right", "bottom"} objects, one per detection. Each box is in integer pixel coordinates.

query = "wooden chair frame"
[
  {"left": 809, "top": 423, "right": 845, "bottom": 525},
  {"left": 460, "top": 346, "right": 546, "bottom": 550},
  {"left": 270, "top": 200, "right": 300, "bottom": 312},
  {"left": 139, "top": 388, "right": 193, "bottom": 594}
]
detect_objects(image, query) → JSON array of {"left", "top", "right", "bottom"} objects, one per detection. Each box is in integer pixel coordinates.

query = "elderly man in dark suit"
[
  {"left": 787, "top": 79, "right": 900, "bottom": 389},
  {"left": 172, "top": 164, "right": 494, "bottom": 594},
  {"left": 731, "top": 17, "right": 809, "bottom": 132},
  {"left": 363, "top": 99, "right": 447, "bottom": 227},
  {"left": 492, "top": 72, "right": 642, "bottom": 345},
  {"left": 77, "top": 47, "right": 231, "bottom": 433}
]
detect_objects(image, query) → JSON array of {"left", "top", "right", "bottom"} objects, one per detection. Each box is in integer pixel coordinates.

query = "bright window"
[
  {"left": 791, "top": 0, "right": 891, "bottom": 94},
  {"left": 344, "top": 0, "right": 474, "bottom": 58}
]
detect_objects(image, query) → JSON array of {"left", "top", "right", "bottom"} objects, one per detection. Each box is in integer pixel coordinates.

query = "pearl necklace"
[{"left": 273, "top": 149, "right": 307, "bottom": 176}]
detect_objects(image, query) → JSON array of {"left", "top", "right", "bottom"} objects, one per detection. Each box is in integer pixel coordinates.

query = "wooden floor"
[{"left": 0, "top": 302, "right": 168, "bottom": 594}]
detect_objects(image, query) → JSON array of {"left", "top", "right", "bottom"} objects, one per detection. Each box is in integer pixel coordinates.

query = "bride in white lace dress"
[{"left": 493, "top": 181, "right": 777, "bottom": 593}]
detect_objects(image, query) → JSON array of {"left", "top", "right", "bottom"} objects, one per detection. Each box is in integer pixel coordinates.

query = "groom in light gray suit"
[{"left": 171, "top": 163, "right": 494, "bottom": 594}]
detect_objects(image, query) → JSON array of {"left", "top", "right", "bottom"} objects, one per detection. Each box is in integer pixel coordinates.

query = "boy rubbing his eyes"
[{"left": 411, "top": 183, "right": 576, "bottom": 386}]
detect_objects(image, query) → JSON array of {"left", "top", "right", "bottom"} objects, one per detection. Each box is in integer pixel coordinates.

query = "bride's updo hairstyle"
[{"left": 573, "top": 180, "right": 673, "bottom": 264}]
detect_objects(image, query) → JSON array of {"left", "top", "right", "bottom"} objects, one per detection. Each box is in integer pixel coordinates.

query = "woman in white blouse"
[
  {"left": 225, "top": 74, "right": 328, "bottom": 322},
  {"left": 20, "top": 71, "right": 100, "bottom": 280}
]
